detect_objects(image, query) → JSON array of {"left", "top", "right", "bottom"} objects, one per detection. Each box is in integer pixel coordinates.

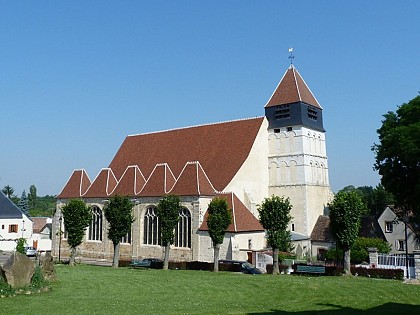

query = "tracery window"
[
  {"left": 88, "top": 206, "right": 103, "bottom": 241},
  {"left": 144, "top": 206, "right": 160, "bottom": 245},
  {"left": 174, "top": 208, "right": 191, "bottom": 248}
]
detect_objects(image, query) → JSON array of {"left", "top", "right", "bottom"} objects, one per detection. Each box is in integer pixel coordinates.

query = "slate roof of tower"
[{"left": 265, "top": 65, "right": 322, "bottom": 109}]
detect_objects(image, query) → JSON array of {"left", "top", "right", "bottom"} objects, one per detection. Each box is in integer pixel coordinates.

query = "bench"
[
  {"left": 130, "top": 259, "right": 151, "bottom": 269},
  {"left": 295, "top": 265, "right": 325, "bottom": 275}
]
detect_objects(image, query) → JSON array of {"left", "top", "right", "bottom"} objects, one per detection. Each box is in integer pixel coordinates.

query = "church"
[{"left": 52, "top": 61, "right": 333, "bottom": 264}]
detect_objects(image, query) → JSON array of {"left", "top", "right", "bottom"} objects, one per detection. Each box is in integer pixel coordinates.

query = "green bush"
[
  {"left": 325, "top": 237, "right": 391, "bottom": 264},
  {"left": 0, "top": 275, "right": 15, "bottom": 297},
  {"left": 15, "top": 238, "right": 26, "bottom": 255}
]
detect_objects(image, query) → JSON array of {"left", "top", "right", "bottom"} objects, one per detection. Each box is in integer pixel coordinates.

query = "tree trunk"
[
  {"left": 112, "top": 242, "right": 120, "bottom": 268},
  {"left": 69, "top": 247, "right": 76, "bottom": 266},
  {"left": 163, "top": 242, "right": 170, "bottom": 270},
  {"left": 272, "top": 247, "right": 279, "bottom": 275},
  {"left": 213, "top": 243, "right": 220, "bottom": 272},
  {"left": 343, "top": 247, "right": 351, "bottom": 276}
]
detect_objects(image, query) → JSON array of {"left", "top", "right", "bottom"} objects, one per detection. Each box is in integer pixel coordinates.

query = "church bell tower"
[{"left": 265, "top": 59, "right": 332, "bottom": 237}]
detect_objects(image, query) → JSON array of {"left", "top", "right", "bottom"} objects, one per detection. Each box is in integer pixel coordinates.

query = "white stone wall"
[
  {"left": 224, "top": 118, "right": 269, "bottom": 217},
  {"left": 268, "top": 124, "right": 332, "bottom": 237},
  {"left": 197, "top": 231, "right": 266, "bottom": 262}
]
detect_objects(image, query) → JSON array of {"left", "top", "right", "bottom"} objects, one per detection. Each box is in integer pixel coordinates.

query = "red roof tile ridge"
[
  {"left": 81, "top": 168, "right": 117, "bottom": 197},
  {"left": 292, "top": 66, "right": 303, "bottom": 103},
  {"left": 264, "top": 67, "right": 289, "bottom": 107},
  {"left": 109, "top": 165, "right": 146, "bottom": 195},
  {"left": 127, "top": 116, "right": 265, "bottom": 137},
  {"left": 57, "top": 169, "right": 92, "bottom": 198},
  {"left": 138, "top": 163, "right": 176, "bottom": 195},
  {"left": 293, "top": 67, "right": 323, "bottom": 109}
]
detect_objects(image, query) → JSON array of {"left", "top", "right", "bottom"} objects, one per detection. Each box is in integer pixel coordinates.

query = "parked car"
[
  {"left": 219, "top": 260, "right": 262, "bottom": 274},
  {"left": 24, "top": 246, "right": 37, "bottom": 257}
]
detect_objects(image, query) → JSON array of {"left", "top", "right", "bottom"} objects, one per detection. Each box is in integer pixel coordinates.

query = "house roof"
[
  {"left": 0, "top": 191, "right": 25, "bottom": 219},
  {"left": 57, "top": 117, "right": 265, "bottom": 198},
  {"left": 199, "top": 192, "right": 264, "bottom": 233},
  {"left": 265, "top": 65, "right": 321, "bottom": 109},
  {"left": 31, "top": 217, "right": 49, "bottom": 234},
  {"left": 311, "top": 215, "right": 388, "bottom": 242},
  {"left": 310, "top": 215, "right": 333, "bottom": 242}
]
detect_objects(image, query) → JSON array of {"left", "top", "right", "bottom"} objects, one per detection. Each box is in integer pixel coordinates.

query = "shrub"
[{"left": 15, "top": 238, "right": 26, "bottom": 255}]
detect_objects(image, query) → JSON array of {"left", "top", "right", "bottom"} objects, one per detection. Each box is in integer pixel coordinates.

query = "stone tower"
[{"left": 265, "top": 64, "right": 332, "bottom": 236}]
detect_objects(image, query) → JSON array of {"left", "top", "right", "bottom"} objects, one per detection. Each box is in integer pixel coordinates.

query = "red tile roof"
[
  {"left": 57, "top": 169, "right": 91, "bottom": 199},
  {"left": 265, "top": 65, "right": 321, "bottom": 109},
  {"left": 82, "top": 168, "right": 118, "bottom": 198},
  {"left": 169, "top": 161, "right": 216, "bottom": 196},
  {"left": 57, "top": 117, "right": 264, "bottom": 199},
  {"left": 109, "top": 117, "right": 265, "bottom": 192},
  {"left": 199, "top": 192, "right": 264, "bottom": 233},
  {"left": 110, "top": 165, "right": 146, "bottom": 196},
  {"left": 31, "top": 217, "right": 49, "bottom": 234},
  {"left": 138, "top": 163, "right": 176, "bottom": 197}
]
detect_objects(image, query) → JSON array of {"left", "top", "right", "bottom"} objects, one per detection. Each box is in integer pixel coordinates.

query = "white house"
[
  {"left": 0, "top": 191, "right": 33, "bottom": 251},
  {"left": 378, "top": 206, "right": 420, "bottom": 254}
]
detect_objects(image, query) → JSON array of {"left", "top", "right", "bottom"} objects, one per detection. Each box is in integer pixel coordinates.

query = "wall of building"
[{"left": 224, "top": 118, "right": 269, "bottom": 217}]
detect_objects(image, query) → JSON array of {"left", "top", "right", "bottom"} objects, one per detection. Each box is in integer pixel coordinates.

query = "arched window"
[
  {"left": 121, "top": 229, "right": 132, "bottom": 244},
  {"left": 88, "top": 206, "right": 103, "bottom": 241},
  {"left": 144, "top": 206, "right": 160, "bottom": 245},
  {"left": 174, "top": 208, "right": 191, "bottom": 248}
]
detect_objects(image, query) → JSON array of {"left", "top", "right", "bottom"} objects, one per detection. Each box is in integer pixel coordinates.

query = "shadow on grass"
[{"left": 248, "top": 302, "right": 420, "bottom": 315}]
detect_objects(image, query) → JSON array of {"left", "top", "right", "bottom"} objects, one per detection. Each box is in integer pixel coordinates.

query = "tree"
[
  {"left": 329, "top": 191, "right": 367, "bottom": 275},
  {"left": 338, "top": 184, "right": 395, "bottom": 217},
  {"left": 17, "top": 190, "right": 30, "bottom": 216},
  {"left": 28, "top": 184, "right": 38, "bottom": 210},
  {"left": 103, "top": 195, "right": 134, "bottom": 268},
  {"left": 207, "top": 197, "right": 232, "bottom": 272},
  {"left": 372, "top": 95, "right": 420, "bottom": 219},
  {"left": 61, "top": 199, "right": 91, "bottom": 266},
  {"left": 156, "top": 195, "right": 181, "bottom": 270},
  {"left": 325, "top": 237, "right": 391, "bottom": 264},
  {"left": 258, "top": 195, "right": 293, "bottom": 275},
  {"left": 2, "top": 185, "right": 14, "bottom": 198}
]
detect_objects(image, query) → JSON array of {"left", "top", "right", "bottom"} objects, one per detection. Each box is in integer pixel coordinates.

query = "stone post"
[
  {"left": 368, "top": 247, "right": 378, "bottom": 268},
  {"left": 413, "top": 251, "right": 420, "bottom": 280}
]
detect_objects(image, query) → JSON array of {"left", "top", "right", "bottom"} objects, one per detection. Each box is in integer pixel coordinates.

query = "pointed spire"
[{"left": 265, "top": 65, "right": 322, "bottom": 109}]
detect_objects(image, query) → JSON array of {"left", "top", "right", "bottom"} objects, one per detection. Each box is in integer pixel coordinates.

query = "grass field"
[{"left": 2, "top": 264, "right": 420, "bottom": 314}]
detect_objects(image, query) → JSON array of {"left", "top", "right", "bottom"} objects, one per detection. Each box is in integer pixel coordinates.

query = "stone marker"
[{"left": 1, "top": 252, "right": 35, "bottom": 288}]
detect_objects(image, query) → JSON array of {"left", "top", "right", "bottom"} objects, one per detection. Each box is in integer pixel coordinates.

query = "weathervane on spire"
[{"left": 288, "top": 47, "right": 294, "bottom": 65}]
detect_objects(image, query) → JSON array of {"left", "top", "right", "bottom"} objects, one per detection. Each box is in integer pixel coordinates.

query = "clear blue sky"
[{"left": 1, "top": 1, "right": 419, "bottom": 196}]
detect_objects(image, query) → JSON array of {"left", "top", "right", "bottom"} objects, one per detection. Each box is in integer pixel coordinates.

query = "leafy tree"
[
  {"left": 338, "top": 184, "right": 395, "bottom": 217},
  {"left": 329, "top": 191, "right": 367, "bottom": 275},
  {"left": 103, "top": 195, "right": 134, "bottom": 268},
  {"left": 372, "top": 95, "right": 420, "bottom": 219},
  {"left": 258, "top": 195, "right": 293, "bottom": 275},
  {"left": 61, "top": 199, "right": 91, "bottom": 266},
  {"left": 157, "top": 195, "right": 181, "bottom": 270},
  {"left": 15, "top": 238, "right": 26, "bottom": 254},
  {"left": 325, "top": 237, "right": 391, "bottom": 263},
  {"left": 17, "top": 190, "right": 30, "bottom": 216},
  {"left": 28, "top": 184, "right": 38, "bottom": 210},
  {"left": 2, "top": 185, "right": 14, "bottom": 198},
  {"left": 207, "top": 197, "right": 232, "bottom": 272}
]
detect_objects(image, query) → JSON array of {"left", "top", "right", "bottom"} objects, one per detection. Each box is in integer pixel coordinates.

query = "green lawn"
[{"left": 2, "top": 264, "right": 420, "bottom": 314}]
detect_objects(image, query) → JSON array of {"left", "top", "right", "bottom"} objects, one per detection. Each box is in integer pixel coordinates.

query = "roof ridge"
[{"left": 127, "top": 116, "right": 264, "bottom": 137}]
